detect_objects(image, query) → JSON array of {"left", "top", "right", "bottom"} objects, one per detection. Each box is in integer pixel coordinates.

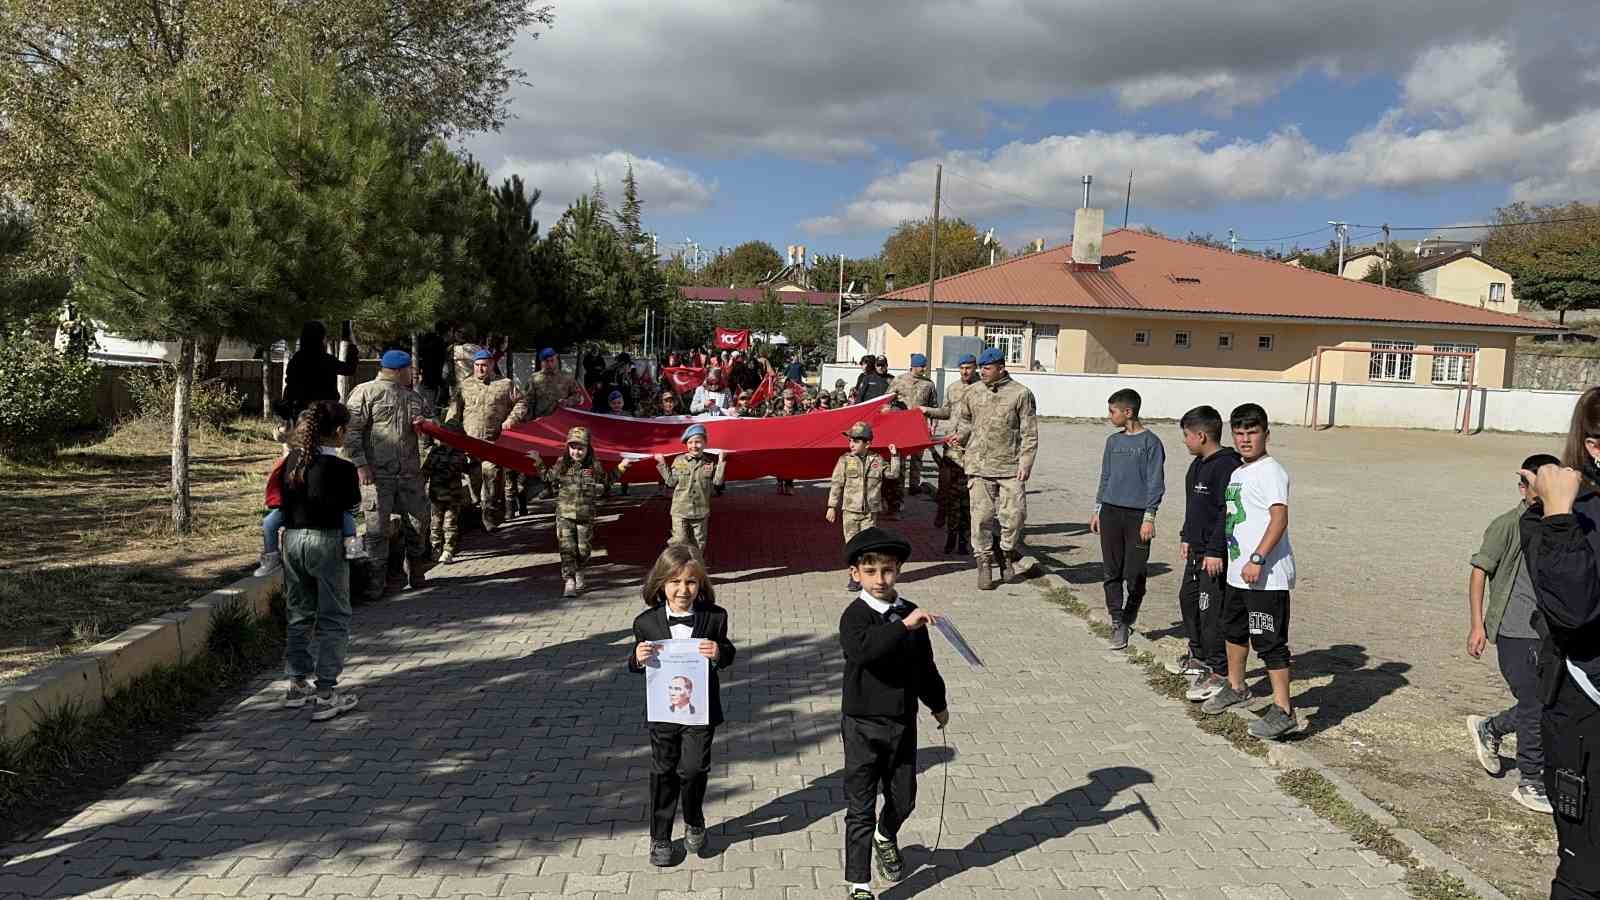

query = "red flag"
[
  {"left": 714, "top": 327, "right": 750, "bottom": 350},
  {"left": 747, "top": 370, "right": 776, "bottom": 408},
  {"left": 785, "top": 379, "right": 807, "bottom": 401},
  {"left": 662, "top": 366, "right": 707, "bottom": 395}
]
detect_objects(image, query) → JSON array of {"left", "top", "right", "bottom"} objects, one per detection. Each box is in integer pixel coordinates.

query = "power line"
[
  {"left": 1345, "top": 213, "right": 1600, "bottom": 231},
  {"left": 1232, "top": 225, "right": 1332, "bottom": 245}
]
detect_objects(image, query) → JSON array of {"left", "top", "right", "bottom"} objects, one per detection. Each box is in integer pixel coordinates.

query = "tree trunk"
[
  {"left": 336, "top": 321, "right": 354, "bottom": 401},
  {"left": 259, "top": 343, "right": 274, "bottom": 421},
  {"left": 194, "top": 334, "right": 222, "bottom": 382},
  {"left": 172, "top": 336, "right": 196, "bottom": 535}
]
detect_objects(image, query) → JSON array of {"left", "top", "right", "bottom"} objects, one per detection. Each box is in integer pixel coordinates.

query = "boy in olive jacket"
[
  {"left": 827, "top": 421, "right": 900, "bottom": 592},
  {"left": 654, "top": 424, "right": 728, "bottom": 556},
  {"left": 1465, "top": 452, "right": 1559, "bottom": 814}
]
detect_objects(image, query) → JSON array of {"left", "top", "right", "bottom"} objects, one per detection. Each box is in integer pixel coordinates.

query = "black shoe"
[
  {"left": 873, "top": 835, "right": 905, "bottom": 882},
  {"left": 684, "top": 825, "right": 705, "bottom": 853},
  {"left": 944, "top": 531, "right": 958, "bottom": 553},
  {"left": 649, "top": 839, "right": 673, "bottom": 867}
]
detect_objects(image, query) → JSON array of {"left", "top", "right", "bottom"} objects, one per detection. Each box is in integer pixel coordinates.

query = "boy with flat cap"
[
  {"left": 838, "top": 526, "right": 949, "bottom": 900},
  {"left": 827, "top": 422, "right": 900, "bottom": 590}
]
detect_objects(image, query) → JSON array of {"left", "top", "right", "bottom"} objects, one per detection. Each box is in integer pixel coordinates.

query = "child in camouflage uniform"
[
  {"left": 654, "top": 424, "right": 728, "bottom": 557},
  {"left": 826, "top": 422, "right": 900, "bottom": 591},
  {"left": 533, "top": 426, "right": 626, "bottom": 598},
  {"left": 422, "top": 423, "right": 472, "bottom": 564}
]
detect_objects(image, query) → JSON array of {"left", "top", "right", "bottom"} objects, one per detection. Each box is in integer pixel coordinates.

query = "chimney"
[
  {"left": 1033, "top": 238, "right": 1044, "bottom": 253},
  {"left": 884, "top": 272, "right": 896, "bottom": 293},
  {"left": 1071, "top": 207, "right": 1105, "bottom": 271}
]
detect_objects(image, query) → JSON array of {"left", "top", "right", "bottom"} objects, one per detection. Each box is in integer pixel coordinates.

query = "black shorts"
[{"left": 1222, "top": 585, "right": 1292, "bottom": 670}]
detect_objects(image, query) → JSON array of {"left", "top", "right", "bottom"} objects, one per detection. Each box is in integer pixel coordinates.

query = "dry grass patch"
[{"left": 0, "top": 416, "right": 277, "bottom": 680}]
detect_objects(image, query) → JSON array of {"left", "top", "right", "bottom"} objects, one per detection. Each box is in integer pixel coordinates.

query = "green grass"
[{"left": 0, "top": 595, "right": 285, "bottom": 841}]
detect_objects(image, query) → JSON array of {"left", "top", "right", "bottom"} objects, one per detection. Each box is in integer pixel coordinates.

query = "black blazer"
[{"left": 628, "top": 603, "right": 736, "bottom": 726}]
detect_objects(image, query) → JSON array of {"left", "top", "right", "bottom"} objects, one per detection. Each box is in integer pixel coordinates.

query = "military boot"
[
  {"left": 999, "top": 555, "right": 1015, "bottom": 584},
  {"left": 977, "top": 561, "right": 995, "bottom": 591}
]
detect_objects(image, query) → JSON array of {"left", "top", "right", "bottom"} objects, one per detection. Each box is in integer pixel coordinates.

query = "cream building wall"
[
  {"left": 855, "top": 306, "right": 1516, "bottom": 389},
  {"left": 1339, "top": 255, "right": 1382, "bottom": 280},
  {"left": 1418, "top": 256, "right": 1518, "bottom": 314}
]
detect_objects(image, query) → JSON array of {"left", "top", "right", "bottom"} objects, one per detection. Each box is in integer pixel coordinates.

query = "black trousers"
[
  {"left": 842, "top": 715, "right": 917, "bottom": 884},
  {"left": 649, "top": 723, "right": 715, "bottom": 842},
  {"left": 1545, "top": 675, "right": 1600, "bottom": 899},
  {"left": 1488, "top": 635, "right": 1544, "bottom": 783},
  {"left": 1099, "top": 504, "right": 1151, "bottom": 624},
  {"left": 1179, "top": 556, "right": 1227, "bottom": 674}
]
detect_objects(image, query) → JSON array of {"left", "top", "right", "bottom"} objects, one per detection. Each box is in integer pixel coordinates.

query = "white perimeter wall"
[{"left": 821, "top": 364, "right": 1580, "bottom": 435}]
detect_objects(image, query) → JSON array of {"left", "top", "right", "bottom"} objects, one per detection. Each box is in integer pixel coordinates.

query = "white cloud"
[{"left": 489, "top": 152, "right": 715, "bottom": 215}]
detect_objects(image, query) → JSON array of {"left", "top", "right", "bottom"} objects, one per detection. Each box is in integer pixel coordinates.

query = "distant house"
[
  {"left": 840, "top": 214, "right": 1552, "bottom": 389},
  {"left": 1286, "top": 241, "right": 1515, "bottom": 314}
]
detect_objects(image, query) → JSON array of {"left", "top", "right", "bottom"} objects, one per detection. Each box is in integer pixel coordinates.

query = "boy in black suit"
[
  {"left": 629, "top": 544, "right": 737, "bottom": 867},
  {"left": 838, "top": 527, "right": 949, "bottom": 900}
]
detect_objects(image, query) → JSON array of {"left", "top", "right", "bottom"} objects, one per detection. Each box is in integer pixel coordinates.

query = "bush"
[
  {"left": 0, "top": 336, "right": 100, "bottom": 460},
  {"left": 125, "top": 364, "right": 242, "bottom": 427}
]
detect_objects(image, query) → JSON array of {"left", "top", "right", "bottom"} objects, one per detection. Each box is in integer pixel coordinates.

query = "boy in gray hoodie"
[{"left": 1090, "top": 388, "right": 1166, "bottom": 650}]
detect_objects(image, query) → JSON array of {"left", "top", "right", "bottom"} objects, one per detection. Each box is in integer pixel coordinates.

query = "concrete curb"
[
  {"left": 0, "top": 573, "right": 279, "bottom": 743},
  {"left": 1032, "top": 569, "right": 1510, "bottom": 900}
]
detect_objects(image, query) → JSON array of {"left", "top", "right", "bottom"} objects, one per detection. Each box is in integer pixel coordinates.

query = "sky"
[{"left": 463, "top": 0, "right": 1600, "bottom": 263}]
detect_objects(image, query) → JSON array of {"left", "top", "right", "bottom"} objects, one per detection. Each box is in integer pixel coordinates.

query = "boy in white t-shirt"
[{"left": 1200, "top": 402, "right": 1299, "bottom": 740}]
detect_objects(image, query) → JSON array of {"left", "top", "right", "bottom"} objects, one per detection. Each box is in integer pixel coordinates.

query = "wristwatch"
[{"left": 1249, "top": 552, "right": 1266, "bottom": 566}]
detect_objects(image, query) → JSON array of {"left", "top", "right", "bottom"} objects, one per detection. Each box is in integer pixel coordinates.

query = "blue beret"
[
  {"left": 909, "top": 353, "right": 927, "bottom": 367},
  {"left": 958, "top": 353, "right": 978, "bottom": 365},
  {"left": 978, "top": 347, "right": 1005, "bottom": 366},
  {"left": 539, "top": 347, "right": 557, "bottom": 360},
  {"left": 473, "top": 349, "right": 494, "bottom": 362},
  {"left": 681, "top": 424, "right": 707, "bottom": 441},
  {"left": 607, "top": 389, "right": 623, "bottom": 401},
  {"left": 380, "top": 349, "right": 412, "bottom": 369}
]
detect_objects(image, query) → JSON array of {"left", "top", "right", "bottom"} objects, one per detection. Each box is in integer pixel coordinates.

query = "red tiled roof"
[
  {"left": 877, "top": 229, "right": 1550, "bottom": 331},
  {"left": 1410, "top": 249, "right": 1504, "bottom": 274},
  {"left": 677, "top": 286, "right": 840, "bottom": 307}
]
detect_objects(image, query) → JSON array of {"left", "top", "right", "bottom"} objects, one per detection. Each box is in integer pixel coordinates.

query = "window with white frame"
[
  {"left": 1368, "top": 339, "right": 1415, "bottom": 382},
  {"left": 981, "top": 322, "right": 1025, "bottom": 365},
  {"left": 1488, "top": 283, "right": 1506, "bottom": 303},
  {"left": 1257, "top": 334, "right": 1274, "bottom": 351},
  {"left": 1133, "top": 329, "right": 1150, "bottom": 347},
  {"left": 1174, "top": 330, "right": 1191, "bottom": 349},
  {"left": 1218, "top": 332, "right": 1233, "bottom": 350},
  {"left": 1431, "top": 342, "right": 1478, "bottom": 385}
]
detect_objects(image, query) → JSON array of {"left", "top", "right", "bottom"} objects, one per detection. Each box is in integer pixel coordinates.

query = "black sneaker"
[
  {"left": 684, "top": 825, "right": 706, "bottom": 853},
  {"left": 873, "top": 835, "right": 905, "bottom": 882},
  {"left": 1466, "top": 714, "right": 1502, "bottom": 775},
  {"left": 649, "top": 839, "right": 673, "bottom": 867},
  {"left": 848, "top": 889, "right": 875, "bottom": 900}
]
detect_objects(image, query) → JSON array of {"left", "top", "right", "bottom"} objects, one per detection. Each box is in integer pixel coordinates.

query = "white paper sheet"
[{"left": 645, "top": 638, "right": 711, "bottom": 725}]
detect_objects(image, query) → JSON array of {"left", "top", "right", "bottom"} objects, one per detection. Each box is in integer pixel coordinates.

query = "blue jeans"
[
  {"left": 263, "top": 508, "right": 355, "bottom": 554},
  {"left": 281, "top": 528, "right": 352, "bottom": 689}
]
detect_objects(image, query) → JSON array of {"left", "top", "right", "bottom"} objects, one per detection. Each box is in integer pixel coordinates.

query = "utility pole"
[
  {"left": 1328, "top": 221, "right": 1348, "bottom": 275},
  {"left": 836, "top": 252, "right": 845, "bottom": 363},
  {"left": 1381, "top": 223, "right": 1391, "bottom": 287},
  {"left": 1123, "top": 170, "right": 1133, "bottom": 228},
  {"left": 924, "top": 164, "right": 942, "bottom": 364}
]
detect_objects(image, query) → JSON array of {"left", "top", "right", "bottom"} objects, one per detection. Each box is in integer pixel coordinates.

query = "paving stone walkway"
[{"left": 3, "top": 478, "right": 1410, "bottom": 899}]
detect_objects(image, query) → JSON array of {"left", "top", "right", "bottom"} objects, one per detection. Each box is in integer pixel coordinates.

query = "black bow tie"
[{"left": 667, "top": 614, "right": 694, "bottom": 626}]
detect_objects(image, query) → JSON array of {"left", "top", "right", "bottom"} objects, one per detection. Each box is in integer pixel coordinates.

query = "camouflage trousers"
[
  {"left": 556, "top": 515, "right": 594, "bottom": 578},
  {"left": 841, "top": 510, "right": 877, "bottom": 543},
  {"left": 902, "top": 450, "right": 926, "bottom": 494},
  {"left": 360, "top": 475, "right": 430, "bottom": 598},
  {"left": 671, "top": 517, "right": 709, "bottom": 556},
  {"left": 939, "top": 461, "right": 971, "bottom": 538},
  {"left": 428, "top": 483, "right": 470, "bottom": 555},
  {"left": 467, "top": 460, "right": 516, "bottom": 528},
  {"left": 969, "top": 475, "right": 1025, "bottom": 564}
]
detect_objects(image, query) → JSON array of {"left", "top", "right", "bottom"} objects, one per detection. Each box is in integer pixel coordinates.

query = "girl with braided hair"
[
  {"left": 254, "top": 431, "right": 363, "bottom": 578},
  {"left": 276, "top": 400, "right": 363, "bottom": 721}
]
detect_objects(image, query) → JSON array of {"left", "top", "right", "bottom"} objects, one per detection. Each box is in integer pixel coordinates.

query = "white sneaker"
[
  {"left": 311, "top": 690, "right": 358, "bottom": 722},
  {"left": 343, "top": 537, "right": 369, "bottom": 560},
  {"left": 574, "top": 572, "right": 586, "bottom": 593},
  {"left": 437, "top": 550, "right": 455, "bottom": 565},
  {"left": 253, "top": 552, "right": 283, "bottom": 577},
  {"left": 562, "top": 577, "right": 577, "bottom": 598},
  {"left": 283, "top": 677, "right": 314, "bottom": 709}
]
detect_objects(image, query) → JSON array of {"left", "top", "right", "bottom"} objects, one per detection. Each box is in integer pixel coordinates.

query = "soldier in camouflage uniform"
[
  {"left": 950, "top": 347, "right": 1039, "bottom": 590},
  {"left": 422, "top": 423, "right": 471, "bottom": 564},
  {"left": 924, "top": 352, "right": 980, "bottom": 553},
  {"left": 830, "top": 378, "right": 850, "bottom": 407},
  {"left": 826, "top": 421, "right": 901, "bottom": 590},
  {"left": 884, "top": 352, "right": 939, "bottom": 502},
  {"left": 345, "top": 350, "right": 432, "bottom": 598},
  {"left": 532, "top": 426, "right": 629, "bottom": 598},
  {"left": 529, "top": 347, "right": 584, "bottom": 417},
  {"left": 446, "top": 349, "right": 529, "bottom": 531},
  {"left": 654, "top": 424, "right": 728, "bottom": 556}
]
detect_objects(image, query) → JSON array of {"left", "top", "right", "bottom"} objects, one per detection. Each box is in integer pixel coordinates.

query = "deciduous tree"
[
  {"left": 1485, "top": 202, "right": 1600, "bottom": 325},
  {"left": 881, "top": 218, "right": 989, "bottom": 289}
]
